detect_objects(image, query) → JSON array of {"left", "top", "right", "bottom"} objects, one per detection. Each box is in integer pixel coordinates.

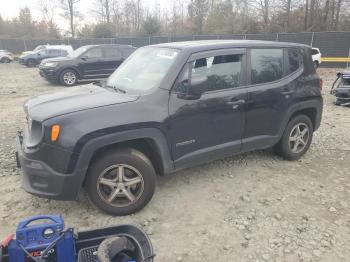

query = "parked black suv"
[
  {"left": 39, "top": 44, "right": 136, "bottom": 86},
  {"left": 16, "top": 40, "right": 323, "bottom": 216}
]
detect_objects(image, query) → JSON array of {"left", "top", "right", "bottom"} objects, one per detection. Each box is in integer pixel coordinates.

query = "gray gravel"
[{"left": 0, "top": 63, "right": 349, "bottom": 261}]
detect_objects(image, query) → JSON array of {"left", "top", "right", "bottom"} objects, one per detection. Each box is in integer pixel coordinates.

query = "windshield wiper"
[{"left": 105, "top": 84, "right": 126, "bottom": 94}]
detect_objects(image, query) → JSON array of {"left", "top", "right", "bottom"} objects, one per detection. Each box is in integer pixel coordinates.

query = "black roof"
[
  {"left": 83, "top": 44, "right": 135, "bottom": 49},
  {"left": 152, "top": 40, "right": 310, "bottom": 52}
]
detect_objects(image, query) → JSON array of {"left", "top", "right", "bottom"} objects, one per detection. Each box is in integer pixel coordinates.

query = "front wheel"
[
  {"left": 313, "top": 61, "right": 319, "bottom": 69},
  {"left": 60, "top": 69, "right": 78, "bottom": 86},
  {"left": 1, "top": 57, "right": 10, "bottom": 63},
  {"left": 85, "top": 148, "right": 156, "bottom": 216},
  {"left": 274, "top": 115, "right": 313, "bottom": 160}
]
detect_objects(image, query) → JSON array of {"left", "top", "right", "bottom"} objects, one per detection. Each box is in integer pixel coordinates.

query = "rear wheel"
[
  {"left": 60, "top": 69, "right": 78, "bottom": 86},
  {"left": 85, "top": 148, "right": 156, "bottom": 216},
  {"left": 274, "top": 115, "right": 313, "bottom": 160},
  {"left": 313, "top": 61, "right": 319, "bottom": 69}
]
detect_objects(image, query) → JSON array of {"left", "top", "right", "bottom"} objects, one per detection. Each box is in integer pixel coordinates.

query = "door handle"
[
  {"left": 227, "top": 99, "right": 245, "bottom": 109},
  {"left": 281, "top": 88, "right": 295, "bottom": 95}
]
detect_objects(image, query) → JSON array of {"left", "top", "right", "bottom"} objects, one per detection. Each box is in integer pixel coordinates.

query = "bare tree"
[{"left": 60, "top": 0, "right": 81, "bottom": 37}]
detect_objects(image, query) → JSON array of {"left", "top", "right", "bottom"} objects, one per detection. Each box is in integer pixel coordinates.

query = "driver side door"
[
  {"left": 167, "top": 49, "right": 247, "bottom": 169},
  {"left": 78, "top": 47, "right": 105, "bottom": 79}
]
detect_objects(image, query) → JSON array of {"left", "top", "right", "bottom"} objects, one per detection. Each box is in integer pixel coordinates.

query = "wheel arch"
[
  {"left": 59, "top": 66, "right": 81, "bottom": 80},
  {"left": 279, "top": 98, "right": 322, "bottom": 138},
  {"left": 73, "top": 128, "right": 174, "bottom": 188}
]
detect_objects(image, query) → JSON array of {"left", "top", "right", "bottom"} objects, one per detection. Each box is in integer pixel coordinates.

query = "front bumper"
[
  {"left": 15, "top": 134, "right": 84, "bottom": 200},
  {"left": 39, "top": 66, "right": 59, "bottom": 82},
  {"left": 18, "top": 58, "right": 26, "bottom": 65}
]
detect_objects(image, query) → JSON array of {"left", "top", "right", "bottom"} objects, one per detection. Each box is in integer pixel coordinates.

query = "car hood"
[{"left": 25, "top": 84, "right": 139, "bottom": 121}]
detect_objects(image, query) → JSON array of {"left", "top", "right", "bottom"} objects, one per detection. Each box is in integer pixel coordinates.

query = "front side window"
[
  {"left": 106, "top": 47, "right": 179, "bottom": 94},
  {"left": 175, "top": 54, "right": 242, "bottom": 93},
  {"left": 251, "top": 49, "right": 283, "bottom": 84},
  {"left": 84, "top": 47, "right": 103, "bottom": 59}
]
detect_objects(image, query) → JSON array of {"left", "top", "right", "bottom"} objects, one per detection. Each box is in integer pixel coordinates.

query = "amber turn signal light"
[{"left": 51, "top": 125, "right": 60, "bottom": 142}]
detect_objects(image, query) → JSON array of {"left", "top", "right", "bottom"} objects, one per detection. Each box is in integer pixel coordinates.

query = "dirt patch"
[{"left": 0, "top": 63, "right": 349, "bottom": 261}]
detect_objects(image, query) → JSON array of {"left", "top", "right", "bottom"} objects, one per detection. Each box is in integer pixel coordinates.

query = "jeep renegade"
[{"left": 16, "top": 40, "right": 323, "bottom": 215}]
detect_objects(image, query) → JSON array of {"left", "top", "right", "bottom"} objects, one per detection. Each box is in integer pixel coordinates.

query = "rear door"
[
  {"left": 78, "top": 47, "right": 105, "bottom": 78},
  {"left": 243, "top": 47, "right": 303, "bottom": 151},
  {"left": 167, "top": 49, "right": 247, "bottom": 168},
  {"left": 102, "top": 46, "right": 124, "bottom": 76}
]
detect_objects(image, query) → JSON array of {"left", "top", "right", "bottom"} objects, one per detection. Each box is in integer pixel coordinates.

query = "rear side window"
[
  {"left": 250, "top": 49, "right": 283, "bottom": 84},
  {"left": 48, "top": 49, "right": 61, "bottom": 55},
  {"left": 287, "top": 48, "right": 303, "bottom": 73},
  {"left": 104, "top": 47, "right": 122, "bottom": 59},
  {"left": 311, "top": 49, "right": 319, "bottom": 55}
]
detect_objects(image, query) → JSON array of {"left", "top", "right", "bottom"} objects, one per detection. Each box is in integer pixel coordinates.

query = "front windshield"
[
  {"left": 67, "top": 46, "right": 90, "bottom": 58},
  {"left": 33, "top": 45, "right": 45, "bottom": 52},
  {"left": 106, "top": 47, "right": 179, "bottom": 94}
]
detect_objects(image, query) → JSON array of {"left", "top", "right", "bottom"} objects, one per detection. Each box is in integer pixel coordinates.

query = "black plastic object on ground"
[
  {"left": 76, "top": 224, "right": 154, "bottom": 262},
  {"left": 330, "top": 68, "right": 350, "bottom": 106}
]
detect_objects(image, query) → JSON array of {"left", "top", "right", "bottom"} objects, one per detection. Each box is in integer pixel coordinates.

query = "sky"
[{"left": 0, "top": 0, "right": 173, "bottom": 31}]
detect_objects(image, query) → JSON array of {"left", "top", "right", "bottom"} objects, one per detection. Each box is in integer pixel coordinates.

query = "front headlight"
[{"left": 44, "top": 62, "right": 58, "bottom": 67}]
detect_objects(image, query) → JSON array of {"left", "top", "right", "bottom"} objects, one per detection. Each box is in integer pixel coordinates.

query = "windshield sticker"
[{"left": 156, "top": 50, "right": 178, "bottom": 59}]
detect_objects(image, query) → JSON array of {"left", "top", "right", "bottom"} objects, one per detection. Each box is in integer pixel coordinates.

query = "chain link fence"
[{"left": 1, "top": 31, "right": 349, "bottom": 67}]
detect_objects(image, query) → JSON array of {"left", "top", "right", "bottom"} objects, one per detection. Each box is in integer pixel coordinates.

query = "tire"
[
  {"left": 59, "top": 69, "right": 78, "bottom": 86},
  {"left": 85, "top": 148, "right": 157, "bottom": 216},
  {"left": 313, "top": 61, "right": 319, "bottom": 69},
  {"left": 26, "top": 59, "right": 37, "bottom": 67},
  {"left": 1, "top": 57, "right": 10, "bottom": 63},
  {"left": 274, "top": 114, "right": 313, "bottom": 161}
]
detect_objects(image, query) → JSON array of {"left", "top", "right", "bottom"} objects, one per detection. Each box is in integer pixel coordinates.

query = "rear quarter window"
[
  {"left": 287, "top": 48, "right": 303, "bottom": 74},
  {"left": 250, "top": 48, "right": 283, "bottom": 84}
]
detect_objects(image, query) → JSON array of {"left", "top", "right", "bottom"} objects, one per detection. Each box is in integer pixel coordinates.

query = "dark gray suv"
[{"left": 16, "top": 40, "right": 323, "bottom": 216}]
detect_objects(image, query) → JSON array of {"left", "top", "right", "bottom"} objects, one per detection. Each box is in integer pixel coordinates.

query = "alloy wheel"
[
  {"left": 97, "top": 164, "right": 144, "bottom": 207},
  {"left": 288, "top": 123, "right": 310, "bottom": 154},
  {"left": 63, "top": 72, "right": 77, "bottom": 85}
]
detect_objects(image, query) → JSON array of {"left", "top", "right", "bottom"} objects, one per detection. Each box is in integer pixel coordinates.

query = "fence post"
[
  {"left": 347, "top": 47, "right": 350, "bottom": 68},
  {"left": 276, "top": 33, "right": 279, "bottom": 41},
  {"left": 310, "top": 32, "right": 315, "bottom": 46},
  {"left": 149, "top": 36, "right": 151, "bottom": 45},
  {"left": 23, "top": 39, "right": 27, "bottom": 51}
]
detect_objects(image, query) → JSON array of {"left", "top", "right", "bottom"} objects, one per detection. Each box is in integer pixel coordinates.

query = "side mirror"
[
  {"left": 337, "top": 72, "right": 342, "bottom": 78},
  {"left": 177, "top": 75, "right": 207, "bottom": 100},
  {"left": 187, "top": 75, "right": 207, "bottom": 99}
]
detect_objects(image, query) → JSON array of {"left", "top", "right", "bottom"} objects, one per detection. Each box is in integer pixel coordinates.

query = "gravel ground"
[{"left": 0, "top": 63, "right": 349, "bottom": 262}]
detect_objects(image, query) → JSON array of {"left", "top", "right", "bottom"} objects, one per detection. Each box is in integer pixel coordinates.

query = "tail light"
[{"left": 319, "top": 79, "right": 323, "bottom": 90}]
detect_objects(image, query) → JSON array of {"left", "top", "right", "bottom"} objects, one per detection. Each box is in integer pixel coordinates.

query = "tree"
[
  {"left": 142, "top": 16, "right": 161, "bottom": 35},
  {"left": 60, "top": 0, "right": 81, "bottom": 37},
  {"left": 93, "top": 0, "right": 112, "bottom": 23},
  {"left": 188, "top": 0, "right": 209, "bottom": 34},
  {"left": 18, "top": 7, "right": 35, "bottom": 37},
  {"left": 93, "top": 22, "right": 116, "bottom": 37},
  {"left": 205, "top": 0, "right": 234, "bottom": 34}
]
